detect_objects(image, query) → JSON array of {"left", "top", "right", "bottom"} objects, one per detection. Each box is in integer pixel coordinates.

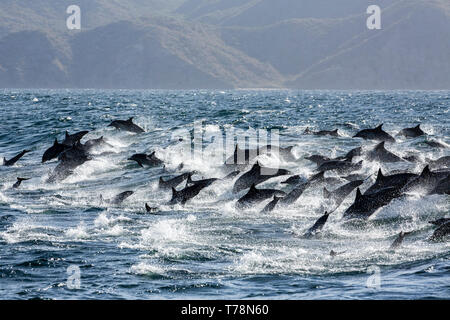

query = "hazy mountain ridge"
[{"left": 0, "top": 0, "right": 449, "bottom": 89}]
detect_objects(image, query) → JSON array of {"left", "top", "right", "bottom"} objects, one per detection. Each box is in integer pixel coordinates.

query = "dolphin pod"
[{"left": 3, "top": 119, "right": 449, "bottom": 244}]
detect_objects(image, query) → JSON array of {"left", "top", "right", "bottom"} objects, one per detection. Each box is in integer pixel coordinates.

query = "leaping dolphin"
[
  {"left": 159, "top": 172, "right": 192, "bottom": 190},
  {"left": 353, "top": 124, "right": 395, "bottom": 143},
  {"left": 364, "top": 168, "right": 417, "bottom": 195},
  {"left": 342, "top": 187, "right": 402, "bottom": 220},
  {"left": 3, "top": 150, "right": 31, "bottom": 166},
  {"left": 303, "top": 212, "right": 330, "bottom": 238},
  {"left": 304, "top": 128, "right": 340, "bottom": 137},
  {"left": 108, "top": 117, "right": 145, "bottom": 133},
  {"left": 236, "top": 184, "right": 286, "bottom": 210},
  {"left": 397, "top": 125, "right": 425, "bottom": 138},
  {"left": 365, "top": 142, "right": 405, "bottom": 163},
  {"left": 62, "top": 131, "right": 89, "bottom": 146},
  {"left": 232, "top": 161, "right": 290, "bottom": 193},
  {"left": 323, "top": 179, "right": 364, "bottom": 209},
  {"left": 42, "top": 138, "right": 70, "bottom": 163},
  {"left": 100, "top": 191, "right": 134, "bottom": 205},
  {"left": 316, "top": 160, "right": 363, "bottom": 174},
  {"left": 128, "top": 152, "right": 163, "bottom": 167}
]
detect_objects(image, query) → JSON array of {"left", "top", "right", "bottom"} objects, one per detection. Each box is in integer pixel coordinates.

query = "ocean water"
[{"left": 0, "top": 89, "right": 449, "bottom": 300}]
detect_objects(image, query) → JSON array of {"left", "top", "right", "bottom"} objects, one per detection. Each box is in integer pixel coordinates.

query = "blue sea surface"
[{"left": 0, "top": 89, "right": 449, "bottom": 299}]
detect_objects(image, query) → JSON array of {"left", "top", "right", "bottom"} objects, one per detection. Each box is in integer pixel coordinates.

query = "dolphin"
[
  {"left": 101, "top": 191, "right": 134, "bottom": 205},
  {"left": 276, "top": 182, "right": 309, "bottom": 207},
  {"left": 236, "top": 184, "right": 286, "bottom": 210},
  {"left": 323, "top": 179, "right": 364, "bottom": 209},
  {"left": 3, "top": 150, "right": 31, "bottom": 166},
  {"left": 308, "top": 171, "right": 341, "bottom": 186},
  {"left": 158, "top": 172, "right": 191, "bottom": 190},
  {"left": 397, "top": 125, "right": 425, "bottom": 138},
  {"left": 47, "top": 156, "right": 89, "bottom": 183},
  {"left": 389, "top": 231, "right": 413, "bottom": 250},
  {"left": 62, "top": 130, "right": 89, "bottom": 146},
  {"left": 42, "top": 139, "right": 70, "bottom": 163},
  {"left": 429, "top": 218, "right": 450, "bottom": 226},
  {"left": 305, "top": 155, "right": 331, "bottom": 166},
  {"left": 281, "top": 174, "right": 307, "bottom": 186},
  {"left": 258, "top": 144, "right": 296, "bottom": 161},
  {"left": 108, "top": 117, "right": 145, "bottom": 133},
  {"left": 402, "top": 165, "right": 450, "bottom": 194},
  {"left": 145, "top": 203, "right": 158, "bottom": 213},
  {"left": 168, "top": 179, "right": 213, "bottom": 205},
  {"left": 364, "top": 168, "right": 418, "bottom": 195},
  {"left": 232, "top": 161, "right": 290, "bottom": 193},
  {"left": 225, "top": 144, "right": 295, "bottom": 169},
  {"left": 365, "top": 142, "right": 405, "bottom": 163},
  {"left": 186, "top": 175, "right": 218, "bottom": 187},
  {"left": 342, "top": 147, "right": 363, "bottom": 161},
  {"left": 330, "top": 250, "right": 346, "bottom": 257},
  {"left": 428, "top": 174, "right": 450, "bottom": 195},
  {"left": 427, "top": 156, "right": 450, "bottom": 170},
  {"left": 12, "top": 177, "right": 30, "bottom": 189},
  {"left": 424, "top": 140, "right": 447, "bottom": 149},
  {"left": 353, "top": 124, "right": 395, "bottom": 143},
  {"left": 82, "top": 136, "right": 113, "bottom": 152},
  {"left": 128, "top": 152, "right": 163, "bottom": 167},
  {"left": 260, "top": 195, "right": 283, "bottom": 213},
  {"left": 58, "top": 141, "right": 91, "bottom": 163},
  {"left": 304, "top": 128, "right": 340, "bottom": 137},
  {"left": 342, "top": 187, "right": 402, "bottom": 220},
  {"left": 317, "top": 160, "right": 363, "bottom": 174},
  {"left": 429, "top": 221, "right": 450, "bottom": 242},
  {"left": 303, "top": 212, "right": 330, "bottom": 238}
]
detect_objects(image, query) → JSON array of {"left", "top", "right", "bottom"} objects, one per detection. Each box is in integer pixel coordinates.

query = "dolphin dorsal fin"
[
  {"left": 53, "top": 138, "right": 58, "bottom": 146},
  {"left": 323, "top": 187, "right": 331, "bottom": 199},
  {"left": 249, "top": 184, "right": 257, "bottom": 193},
  {"left": 375, "top": 124, "right": 383, "bottom": 131},
  {"left": 65, "top": 131, "right": 70, "bottom": 138},
  {"left": 171, "top": 187, "right": 178, "bottom": 198},
  {"left": 127, "top": 117, "right": 134, "bottom": 123},
  {"left": 415, "top": 124, "right": 421, "bottom": 129},
  {"left": 333, "top": 129, "right": 338, "bottom": 134},
  {"left": 355, "top": 188, "right": 363, "bottom": 201},
  {"left": 252, "top": 161, "right": 261, "bottom": 170},
  {"left": 376, "top": 168, "right": 384, "bottom": 183},
  {"left": 145, "top": 203, "right": 151, "bottom": 212},
  {"left": 420, "top": 165, "right": 431, "bottom": 178},
  {"left": 159, "top": 177, "right": 165, "bottom": 184},
  {"left": 375, "top": 141, "right": 385, "bottom": 150},
  {"left": 187, "top": 174, "right": 194, "bottom": 184}
]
